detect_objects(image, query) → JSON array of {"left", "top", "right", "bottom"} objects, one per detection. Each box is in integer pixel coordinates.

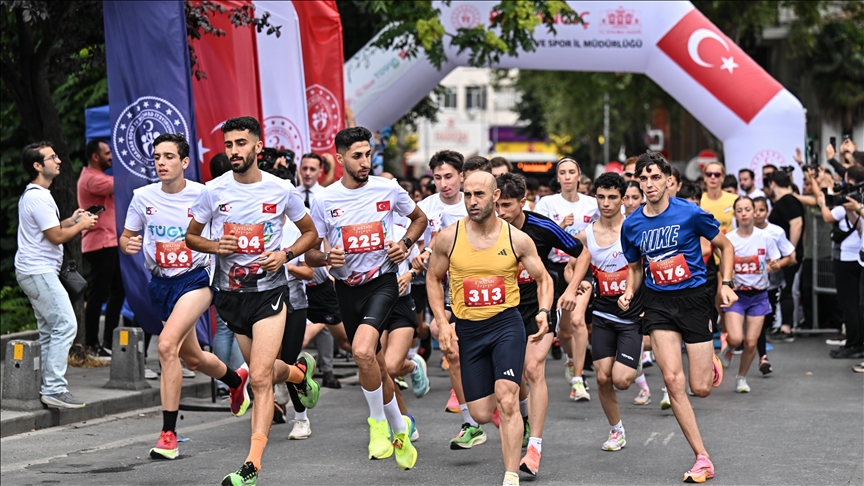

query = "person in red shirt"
[{"left": 77, "top": 139, "right": 125, "bottom": 358}]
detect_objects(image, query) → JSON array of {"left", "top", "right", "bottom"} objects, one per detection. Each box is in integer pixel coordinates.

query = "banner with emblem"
[{"left": 104, "top": 0, "right": 207, "bottom": 339}]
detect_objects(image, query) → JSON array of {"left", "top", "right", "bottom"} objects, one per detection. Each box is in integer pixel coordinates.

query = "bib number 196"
[{"left": 155, "top": 241, "right": 192, "bottom": 269}]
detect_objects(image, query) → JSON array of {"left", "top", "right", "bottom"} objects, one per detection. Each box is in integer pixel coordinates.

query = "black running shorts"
[
  {"left": 517, "top": 302, "right": 556, "bottom": 336},
  {"left": 642, "top": 284, "right": 715, "bottom": 344},
  {"left": 334, "top": 272, "right": 400, "bottom": 344},
  {"left": 306, "top": 281, "right": 343, "bottom": 325},
  {"left": 385, "top": 295, "right": 418, "bottom": 333},
  {"left": 456, "top": 307, "right": 526, "bottom": 403},
  {"left": 591, "top": 314, "right": 642, "bottom": 369},
  {"left": 215, "top": 286, "right": 290, "bottom": 339}
]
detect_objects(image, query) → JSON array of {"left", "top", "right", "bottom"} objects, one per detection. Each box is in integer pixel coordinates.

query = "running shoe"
[
  {"left": 522, "top": 416, "right": 530, "bottom": 448},
  {"left": 393, "top": 424, "right": 418, "bottom": 470},
  {"left": 504, "top": 472, "right": 520, "bottom": 486},
  {"left": 181, "top": 362, "right": 196, "bottom": 378},
  {"left": 221, "top": 461, "right": 258, "bottom": 486},
  {"left": 289, "top": 419, "right": 311, "bottom": 439},
  {"left": 719, "top": 346, "right": 733, "bottom": 369},
  {"left": 272, "top": 402, "right": 286, "bottom": 424},
  {"left": 394, "top": 376, "right": 409, "bottom": 390},
  {"left": 441, "top": 355, "right": 450, "bottom": 371},
  {"left": 144, "top": 367, "right": 159, "bottom": 380},
  {"left": 551, "top": 337, "right": 562, "bottom": 360},
  {"left": 759, "top": 356, "right": 773, "bottom": 375},
  {"left": 641, "top": 351, "right": 654, "bottom": 368},
  {"left": 410, "top": 355, "right": 430, "bottom": 398},
  {"left": 853, "top": 362, "right": 864, "bottom": 373},
  {"left": 40, "top": 391, "right": 85, "bottom": 409},
  {"left": 404, "top": 414, "right": 419, "bottom": 442},
  {"left": 229, "top": 364, "right": 251, "bottom": 417},
  {"left": 571, "top": 380, "right": 590, "bottom": 401},
  {"left": 519, "top": 443, "right": 541, "bottom": 477},
  {"left": 735, "top": 376, "right": 751, "bottom": 393},
  {"left": 367, "top": 417, "right": 394, "bottom": 459},
  {"left": 149, "top": 430, "right": 178, "bottom": 460},
  {"left": 294, "top": 352, "right": 320, "bottom": 409},
  {"left": 565, "top": 359, "right": 575, "bottom": 381},
  {"left": 712, "top": 353, "right": 724, "bottom": 388},
  {"left": 683, "top": 454, "right": 714, "bottom": 483},
  {"left": 601, "top": 429, "right": 626, "bottom": 451},
  {"left": 492, "top": 409, "right": 500, "bottom": 428},
  {"left": 450, "top": 422, "right": 486, "bottom": 450},
  {"left": 633, "top": 389, "right": 651, "bottom": 405},
  {"left": 660, "top": 387, "right": 671, "bottom": 410},
  {"left": 444, "top": 388, "right": 460, "bottom": 413}
]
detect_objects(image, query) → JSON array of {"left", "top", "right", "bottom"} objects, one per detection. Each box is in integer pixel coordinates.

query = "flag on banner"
[
  {"left": 191, "top": 0, "right": 263, "bottom": 182},
  {"left": 104, "top": 0, "right": 210, "bottom": 343}
]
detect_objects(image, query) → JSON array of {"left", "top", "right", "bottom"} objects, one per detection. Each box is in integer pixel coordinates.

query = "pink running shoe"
[
  {"left": 683, "top": 454, "right": 714, "bottom": 483},
  {"left": 229, "top": 364, "right": 251, "bottom": 417},
  {"left": 445, "top": 388, "right": 460, "bottom": 413},
  {"left": 491, "top": 409, "right": 500, "bottom": 428},
  {"left": 712, "top": 353, "right": 723, "bottom": 388}
]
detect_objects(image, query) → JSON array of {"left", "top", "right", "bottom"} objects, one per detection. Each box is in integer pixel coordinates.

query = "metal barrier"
[{"left": 805, "top": 208, "right": 839, "bottom": 334}]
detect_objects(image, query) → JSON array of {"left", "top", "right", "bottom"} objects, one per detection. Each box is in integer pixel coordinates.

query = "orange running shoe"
[
  {"left": 712, "top": 353, "right": 723, "bottom": 388},
  {"left": 441, "top": 355, "right": 450, "bottom": 371},
  {"left": 683, "top": 454, "right": 714, "bottom": 483},
  {"left": 519, "top": 444, "right": 541, "bottom": 477},
  {"left": 445, "top": 388, "right": 460, "bottom": 413}
]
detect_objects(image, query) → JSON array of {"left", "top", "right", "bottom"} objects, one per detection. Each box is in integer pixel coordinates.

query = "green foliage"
[{"left": 0, "top": 285, "right": 36, "bottom": 335}]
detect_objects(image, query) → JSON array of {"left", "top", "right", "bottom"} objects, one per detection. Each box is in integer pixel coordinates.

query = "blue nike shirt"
[{"left": 621, "top": 197, "right": 720, "bottom": 292}]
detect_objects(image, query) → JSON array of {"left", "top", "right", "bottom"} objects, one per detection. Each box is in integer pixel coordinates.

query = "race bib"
[
  {"left": 596, "top": 268, "right": 628, "bottom": 297},
  {"left": 553, "top": 248, "right": 572, "bottom": 260},
  {"left": 342, "top": 221, "right": 385, "bottom": 254},
  {"left": 224, "top": 223, "right": 265, "bottom": 254},
  {"left": 463, "top": 276, "right": 506, "bottom": 307},
  {"left": 734, "top": 255, "right": 761, "bottom": 274},
  {"left": 155, "top": 241, "right": 192, "bottom": 269},
  {"left": 517, "top": 263, "right": 534, "bottom": 284},
  {"left": 648, "top": 253, "right": 692, "bottom": 286}
]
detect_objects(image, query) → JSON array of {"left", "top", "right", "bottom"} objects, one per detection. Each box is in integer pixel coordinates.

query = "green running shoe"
[
  {"left": 394, "top": 428, "right": 417, "bottom": 470},
  {"left": 450, "top": 422, "right": 487, "bottom": 450},
  {"left": 368, "top": 417, "right": 394, "bottom": 459},
  {"left": 221, "top": 461, "right": 257, "bottom": 486},
  {"left": 294, "top": 352, "right": 320, "bottom": 409},
  {"left": 409, "top": 355, "right": 430, "bottom": 398},
  {"left": 522, "top": 416, "right": 530, "bottom": 448}
]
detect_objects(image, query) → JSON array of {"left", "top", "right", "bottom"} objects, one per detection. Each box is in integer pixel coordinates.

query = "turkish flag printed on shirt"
[
  {"left": 376, "top": 201, "right": 391, "bottom": 212},
  {"left": 262, "top": 203, "right": 277, "bottom": 214},
  {"left": 293, "top": 0, "right": 346, "bottom": 179},
  {"left": 657, "top": 9, "right": 782, "bottom": 124}
]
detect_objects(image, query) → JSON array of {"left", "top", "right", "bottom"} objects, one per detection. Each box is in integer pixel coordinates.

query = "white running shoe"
[
  {"left": 736, "top": 376, "right": 751, "bottom": 393},
  {"left": 660, "top": 387, "right": 671, "bottom": 410},
  {"left": 719, "top": 345, "right": 733, "bottom": 369},
  {"left": 571, "top": 380, "right": 590, "bottom": 401},
  {"left": 633, "top": 389, "right": 651, "bottom": 405},
  {"left": 144, "top": 367, "right": 159, "bottom": 380},
  {"left": 601, "top": 430, "right": 626, "bottom": 451},
  {"left": 289, "top": 419, "right": 312, "bottom": 439}
]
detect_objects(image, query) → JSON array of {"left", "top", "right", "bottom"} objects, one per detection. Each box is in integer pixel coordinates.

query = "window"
[
  {"left": 440, "top": 87, "right": 458, "bottom": 109},
  {"left": 494, "top": 87, "right": 519, "bottom": 111},
  {"left": 465, "top": 85, "right": 487, "bottom": 110}
]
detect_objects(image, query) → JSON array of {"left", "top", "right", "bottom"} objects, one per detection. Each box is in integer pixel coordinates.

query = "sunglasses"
[{"left": 705, "top": 172, "right": 723, "bottom": 178}]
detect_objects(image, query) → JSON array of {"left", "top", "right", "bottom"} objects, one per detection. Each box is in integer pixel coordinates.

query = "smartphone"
[
  {"left": 86, "top": 205, "right": 106, "bottom": 215},
  {"left": 830, "top": 136, "right": 836, "bottom": 151}
]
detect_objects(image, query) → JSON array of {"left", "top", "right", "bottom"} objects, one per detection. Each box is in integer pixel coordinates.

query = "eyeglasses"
[
  {"left": 705, "top": 172, "right": 723, "bottom": 178},
  {"left": 42, "top": 154, "right": 60, "bottom": 163}
]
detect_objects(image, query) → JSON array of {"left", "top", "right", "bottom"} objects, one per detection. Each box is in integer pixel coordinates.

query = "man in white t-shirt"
[
  {"left": 119, "top": 133, "right": 252, "bottom": 461},
  {"left": 307, "top": 126, "right": 427, "bottom": 471},
  {"left": 15, "top": 141, "right": 98, "bottom": 409},
  {"left": 185, "top": 117, "right": 321, "bottom": 484}
]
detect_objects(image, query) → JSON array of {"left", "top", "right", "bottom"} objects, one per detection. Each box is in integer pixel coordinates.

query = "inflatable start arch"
[{"left": 345, "top": 1, "right": 805, "bottom": 186}]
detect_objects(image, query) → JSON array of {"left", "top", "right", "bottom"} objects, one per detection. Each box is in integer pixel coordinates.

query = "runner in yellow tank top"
[{"left": 428, "top": 172, "right": 553, "bottom": 486}]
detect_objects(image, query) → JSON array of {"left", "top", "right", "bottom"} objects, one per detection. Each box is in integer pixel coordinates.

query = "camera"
[
  {"left": 258, "top": 147, "right": 296, "bottom": 181},
  {"left": 825, "top": 181, "right": 864, "bottom": 206},
  {"left": 778, "top": 165, "right": 796, "bottom": 174}
]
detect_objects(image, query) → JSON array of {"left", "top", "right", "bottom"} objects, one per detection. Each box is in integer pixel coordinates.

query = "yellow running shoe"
[
  {"left": 393, "top": 418, "right": 417, "bottom": 470},
  {"left": 368, "top": 417, "right": 393, "bottom": 459}
]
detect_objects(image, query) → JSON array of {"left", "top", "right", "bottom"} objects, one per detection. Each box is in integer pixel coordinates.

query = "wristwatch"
[
  {"left": 400, "top": 236, "right": 413, "bottom": 250},
  {"left": 721, "top": 280, "right": 735, "bottom": 290},
  {"left": 323, "top": 251, "right": 331, "bottom": 265},
  {"left": 537, "top": 308, "right": 551, "bottom": 317},
  {"left": 283, "top": 249, "right": 295, "bottom": 263}
]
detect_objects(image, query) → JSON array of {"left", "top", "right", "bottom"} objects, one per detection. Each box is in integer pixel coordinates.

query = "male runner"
[
  {"left": 306, "top": 126, "right": 427, "bottom": 471},
  {"left": 566, "top": 173, "right": 644, "bottom": 452},
  {"left": 619, "top": 152, "right": 733, "bottom": 483},
  {"left": 429, "top": 172, "right": 553, "bottom": 486},
  {"left": 185, "top": 117, "right": 321, "bottom": 486},
  {"left": 120, "top": 134, "right": 251, "bottom": 460},
  {"left": 533, "top": 158, "right": 599, "bottom": 401},
  {"left": 495, "top": 173, "right": 583, "bottom": 476}
]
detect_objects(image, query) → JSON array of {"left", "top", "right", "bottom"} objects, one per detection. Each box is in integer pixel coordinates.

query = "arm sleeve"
[
  {"left": 190, "top": 186, "right": 213, "bottom": 225},
  {"left": 29, "top": 193, "right": 61, "bottom": 232},
  {"left": 621, "top": 220, "right": 641, "bottom": 263},
  {"left": 124, "top": 193, "right": 144, "bottom": 232},
  {"left": 393, "top": 183, "right": 416, "bottom": 217},
  {"left": 310, "top": 197, "right": 328, "bottom": 239},
  {"left": 537, "top": 216, "right": 583, "bottom": 258},
  {"left": 283, "top": 182, "right": 308, "bottom": 222},
  {"left": 694, "top": 207, "right": 721, "bottom": 241}
]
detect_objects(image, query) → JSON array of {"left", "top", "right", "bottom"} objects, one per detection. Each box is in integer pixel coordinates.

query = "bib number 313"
[
  {"left": 463, "top": 276, "right": 506, "bottom": 307},
  {"left": 224, "top": 223, "right": 265, "bottom": 254},
  {"left": 341, "top": 222, "right": 384, "bottom": 254},
  {"left": 155, "top": 241, "right": 192, "bottom": 269},
  {"left": 648, "top": 253, "right": 692, "bottom": 286}
]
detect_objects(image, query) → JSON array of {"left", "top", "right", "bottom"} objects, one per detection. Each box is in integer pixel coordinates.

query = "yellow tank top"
[{"left": 449, "top": 217, "right": 520, "bottom": 321}]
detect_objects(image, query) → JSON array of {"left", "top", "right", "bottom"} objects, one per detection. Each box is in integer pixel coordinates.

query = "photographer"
[
  {"left": 814, "top": 164, "right": 863, "bottom": 359},
  {"left": 825, "top": 136, "right": 859, "bottom": 178}
]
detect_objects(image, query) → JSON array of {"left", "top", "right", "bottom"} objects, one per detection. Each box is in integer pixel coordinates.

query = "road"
[{"left": 2, "top": 337, "right": 861, "bottom": 485}]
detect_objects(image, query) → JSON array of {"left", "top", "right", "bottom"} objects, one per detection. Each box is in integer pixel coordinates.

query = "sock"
[
  {"left": 504, "top": 471, "right": 520, "bottom": 485},
  {"left": 294, "top": 409, "right": 307, "bottom": 421},
  {"left": 519, "top": 398, "right": 529, "bottom": 418},
  {"left": 162, "top": 410, "right": 178, "bottom": 432},
  {"left": 571, "top": 376, "right": 583, "bottom": 385},
  {"left": 460, "top": 403, "right": 478, "bottom": 427},
  {"left": 635, "top": 374, "right": 649, "bottom": 392},
  {"left": 245, "top": 433, "right": 268, "bottom": 472},
  {"left": 408, "top": 346, "right": 419, "bottom": 358},
  {"left": 611, "top": 420, "right": 624, "bottom": 434},
  {"left": 410, "top": 360, "right": 418, "bottom": 374},
  {"left": 383, "top": 397, "right": 407, "bottom": 435},
  {"left": 528, "top": 437, "right": 542, "bottom": 453},
  {"left": 362, "top": 385, "right": 386, "bottom": 421},
  {"left": 219, "top": 368, "right": 241, "bottom": 389}
]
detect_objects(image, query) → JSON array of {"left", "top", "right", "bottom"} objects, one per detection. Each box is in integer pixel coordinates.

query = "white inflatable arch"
[{"left": 344, "top": 1, "right": 805, "bottom": 185}]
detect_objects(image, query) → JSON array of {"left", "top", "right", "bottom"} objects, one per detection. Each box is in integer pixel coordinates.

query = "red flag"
[
  {"left": 191, "top": 0, "right": 263, "bottom": 182},
  {"left": 376, "top": 201, "right": 391, "bottom": 212},
  {"left": 293, "top": 0, "right": 345, "bottom": 179},
  {"left": 262, "top": 203, "right": 277, "bottom": 214},
  {"left": 657, "top": 9, "right": 782, "bottom": 124}
]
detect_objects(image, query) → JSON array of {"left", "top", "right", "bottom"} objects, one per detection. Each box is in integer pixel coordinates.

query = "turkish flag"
[
  {"left": 657, "top": 9, "right": 782, "bottom": 124},
  {"left": 376, "top": 201, "right": 391, "bottom": 212},
  {"left": 262, "top": 203, "right": 277, "bottom": 214}
]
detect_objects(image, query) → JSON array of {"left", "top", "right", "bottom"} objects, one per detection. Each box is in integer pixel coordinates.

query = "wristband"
[
  {"left": 721, "top": 280, "right": 735, "bottom": 290},
  {"left": 424, "top": 246, "right": 433, "bottom": 254},
  {"left": 323, "top": 251, "right": 330, "bottom": 265}
]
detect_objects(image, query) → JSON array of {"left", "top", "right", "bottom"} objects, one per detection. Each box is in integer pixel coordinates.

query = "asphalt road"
[{"left": 2, "top": 337, "right": 862, "bottom": 486}]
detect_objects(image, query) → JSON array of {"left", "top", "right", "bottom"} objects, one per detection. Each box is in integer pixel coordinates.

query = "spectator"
[
  {"left": 524, "top": 177, "right": 539, "bottom": 210},
  {"left": 536, "top": 180, "right": 553, "bottom": 199},
  {"left": 700, "top": 161, "right": 738, "bottom": 234},
  {"left": 762, "top": 164, "right": 777, "bottom": 200},
  {"left": 721, "top": 174, "right": 738, "bottom": 194},
  {"left": 419, "top": 174, "right": 435, "bottom": 197},
  {"left": 78, "top": 139, "right": 124, "bottom": 358},
  {"left": 623, "top": 156, "right": 637, "bottom": 182},
  {"left": 669, "top": 167, "right": 683, "bottom": 197},
  {"left": 578, "top": 173, "right": 593, "bottom": 195},
  {"left": 825, "top": 137, "right": 858, "bottom": 178},
  {"left": 490, "top": 156, "right": 512, "bottom": 177},
  {"left": 209, "top": 152, "right": 231, "bottom": 179},
  {"left": 296, "top": 152, "right": 325, "bottom": 208},
  {"left": 815, "top": 164, "right": 863, "bottom": 359},
  {"left": 766, "top": 170, "right": 805, "bottom": 342},
  {"left": 16, "top": 141, "right": 98, "bottom": 409},
  {"left": 738, "top": 168, "right": 766, "bottom": 199}
]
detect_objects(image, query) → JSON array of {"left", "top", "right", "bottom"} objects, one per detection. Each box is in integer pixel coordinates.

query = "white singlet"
[{"left": 534, "top": 193, "right": 599, "bottom": 263}]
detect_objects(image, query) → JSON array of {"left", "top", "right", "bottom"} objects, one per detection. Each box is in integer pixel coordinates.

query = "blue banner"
[{"left": 104, "top": 1, "right": 210, "bottom": 344}]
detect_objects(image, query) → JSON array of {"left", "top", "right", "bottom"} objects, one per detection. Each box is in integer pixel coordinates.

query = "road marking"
[
  {"left": 644, "top": 431, "right": 660, "bottom": 446},
  {"left": 663, "top": 432, "right": 675, "bottom": 445}
]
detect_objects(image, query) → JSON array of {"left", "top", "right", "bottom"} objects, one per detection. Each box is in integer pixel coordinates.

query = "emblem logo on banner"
[
  {"left": 657, "top": 10, "right": 782, "bottom": 123},
  {"left": 306, "top": 84, "right": 341, "bottom": 150},
  {"left": 264, "top": 116, "right": 305, "bottom": 157},
  {"left": 750, "top": 149, "right": 786, "bottom": 185},
  {"left": 112, "top": 96, "right": 191, "bottom": 182},
  {"left": 599, "top": 7, "right": 641, "bottom": 34},
  {"left": 451, "top": 5, "right": 481, "bottom": 29}
]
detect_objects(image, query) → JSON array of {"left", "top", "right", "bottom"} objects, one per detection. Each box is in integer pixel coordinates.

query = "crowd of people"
[{"left": 14, "top": 119, "right": 864, "bottom": 485}]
